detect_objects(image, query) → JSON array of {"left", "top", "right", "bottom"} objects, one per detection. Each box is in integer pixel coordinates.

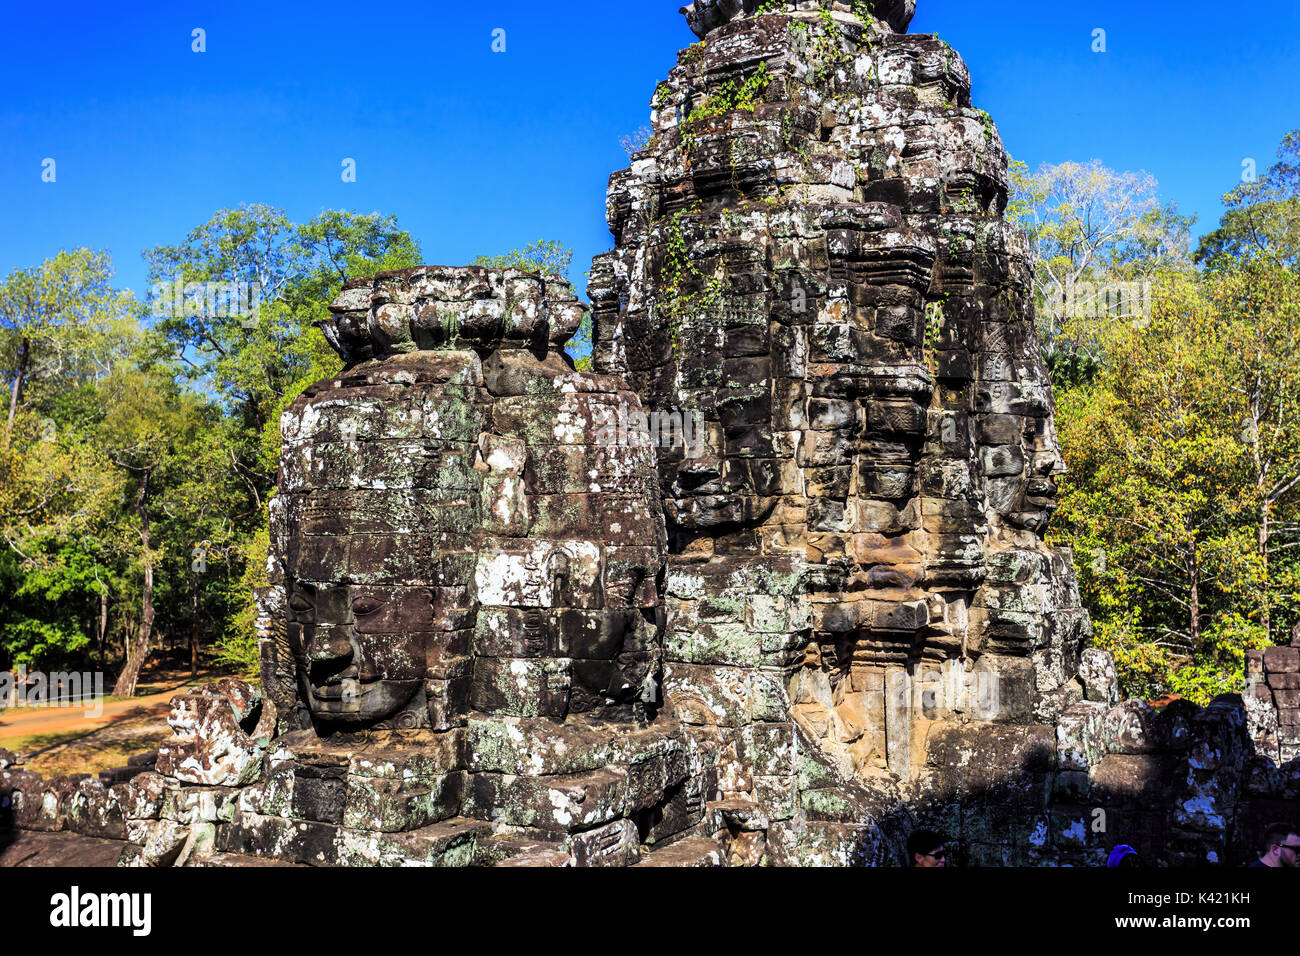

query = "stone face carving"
[
  {"left": 590, "top": 0, "right": 1089, "bottom": 787},
  {"left": 270, "top": 266, "right": 667, "bottom": 734}
]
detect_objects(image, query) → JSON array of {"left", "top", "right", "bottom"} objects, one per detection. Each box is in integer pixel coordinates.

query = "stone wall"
[{"left": 1247, "top": 638, "right": 1300, "bottom": 764}]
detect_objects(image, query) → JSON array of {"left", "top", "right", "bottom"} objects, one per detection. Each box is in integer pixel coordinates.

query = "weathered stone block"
[
  {"left": 336, "top": 818, "right": 487, "bottom": 867},
  {"left": 217, "top": 811, "right": 339, "bottom": 866},
  {"left": 1265, "top": 646, "right": 1300, "bottom": 673},
  {"left": 344, "top": 771, "right": 464, "bottom": 832}
]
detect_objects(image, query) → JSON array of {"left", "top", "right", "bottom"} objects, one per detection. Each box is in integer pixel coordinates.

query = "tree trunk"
[
  {"left": 113, "top": 471, "right": 154, "bottom": 697},
  {"left": 1188, "top": 545, "right": 1201, "bottom": 654},
  {"left": 97, "top": 590, "right": 108, "bottom": 668},
  {"left": 4, "top": 337, "right": 29, "bottom": 446},
  {"left": 1260, "top": 498, "right": 1271, "bottom": 643},
  {"left": 190, "top": 580, "right": 199, "bottom": 678},
  {"left": 1251, "top": 409, "right": 1272, "bottom": 644}
]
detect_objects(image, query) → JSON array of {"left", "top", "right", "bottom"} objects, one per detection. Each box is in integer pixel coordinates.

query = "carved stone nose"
[{"left": 308, "top": 634, "right": 353, "bottom": 663}]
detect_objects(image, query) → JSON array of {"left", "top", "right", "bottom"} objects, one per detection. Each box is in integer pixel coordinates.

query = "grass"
[
  {"left": 0, "top": 656, "right": 231, "bottom": 777},
  {"left": 1, "top": 709, "right": 171, "bottom": 778}
]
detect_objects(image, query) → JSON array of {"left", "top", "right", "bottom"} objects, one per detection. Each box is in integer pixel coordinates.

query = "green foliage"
[
  {"left": 472, "top": 239, "right": 572, "bottom": 278},
  {"left": 687, "top": 62, "right": 771, "bottom": 124},
  {"left": 680, "top": 41, "right": 707, "bottom": 66},
  {"left": 0, "top": 248, "right": 139, "bottom": 442},
  {"left": 786, "top": 10, "right": 853, "bottom": 86},
  {"left": 680, "top": 62, "right": 772, "bottom": 168},
  {"left": 1, "top": 209, "right": 420, "bottom": 686},
  {"left": 212, "top": 523, "right": 269, "bottom": 678},
  {"left": 1052, "top": 265, "right": 1300, "bottom": 701},
  {"left": 1037, "top": 132, "right": 1300, "bottom": 701},
  {"left": 145, "top": 205, "right": 420, "bottom": 440},
  {"left": 0, "top": 543, "right": 99, "bottom": 668},
  {"left": 658, "top": 210, "right": 727, "bottom": 361},
  {"left": 1009, "top": 158, "right": 1193, "bottom": 390},
  {"left": 923, "top": 300, "right": 944, "bottom": 377},
  {"left": 1196, "top": 130, "right": 1300, "bottom": 272}
]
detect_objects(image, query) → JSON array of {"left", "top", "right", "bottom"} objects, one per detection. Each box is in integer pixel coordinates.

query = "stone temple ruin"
[{"left": 3, "top": 0, "right": 1299, "bottom": 867}]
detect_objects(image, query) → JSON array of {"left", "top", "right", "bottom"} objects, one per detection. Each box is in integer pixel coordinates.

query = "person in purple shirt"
[{"left": 1248, "top": 823, "right": 1300, "bottom": 867}]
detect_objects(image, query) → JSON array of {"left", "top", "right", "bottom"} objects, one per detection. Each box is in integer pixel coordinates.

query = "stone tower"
[{"left": 589, "top": 0, "right": 1091, "bottom": 799}]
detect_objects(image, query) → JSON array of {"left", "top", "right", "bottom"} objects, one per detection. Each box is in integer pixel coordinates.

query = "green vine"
[
  {"left": 681, "top": 61, "right": 772, "bottom": 168},
  {"left": 949, "top": 182, "right": 976, "bottom": 215},
  {"left": 807, "top": 8, "right": 852, "bottom": 85},
  {"left": 659, "top": 209, "right": 728, "bottom": 361},
  {"left": 686, "top": 61, "right": 771, "bottom": 124},
  {"left": 923, "top": 299, "right": 945, "bottom": 377}
]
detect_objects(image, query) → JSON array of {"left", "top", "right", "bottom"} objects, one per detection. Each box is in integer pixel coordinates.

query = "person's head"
[
  {"left": 1107, "top": 845, "right": 1138, "bottom": 868},
  {"left": 908, "top": 829, "right": 946, "bottom": 868},
  {"left": 1261, "top": 823, "right": 1300, "bottom": 867}
]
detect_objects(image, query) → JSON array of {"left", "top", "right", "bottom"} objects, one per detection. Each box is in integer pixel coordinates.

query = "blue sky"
[{"left": 1, "top": 0, "right": 1297, "bottom": 301}]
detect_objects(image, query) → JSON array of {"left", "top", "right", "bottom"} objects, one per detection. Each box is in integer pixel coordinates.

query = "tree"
[
  {"left": 144, "top": 205, "right": 421, "bottom": 439},
  {"left": 1196, "top": 130, "right": 1300, "bottom": 272},
  {"left": 1214, "top": 264, "right": 1300, "bottom": 643},
  {"left": 1052, "top": 265, "right": 1300, "bottom": 703},
  {"left": 1009, "top": 160, "right": 1191, "bottom": 384},
  {"left": 0, "top": 421, "right": 122, "bottom": 671},
  {"left": 0, "top": 251, "right": 141, "bottom": 673},
  {"left": 97, "top": 366, "right": 205, "bottom": 697},
  {"left": 1051, "top": 273, "right": 1264, "bottom": 702},
  {"left": 0, "top": 213, "right": 424, "bottom": 689},
  {"left": 142, "top": 206, "right": 422, "bottom": 677},
  {"left": 0, "top": 249, "right": 136, "bottom": 445},
  {"left": 472, "top": 239, "right": 573, "bottom": 277}
]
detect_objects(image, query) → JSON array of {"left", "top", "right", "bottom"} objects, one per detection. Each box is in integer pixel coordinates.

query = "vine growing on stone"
[
  {"left": 680, "top": 61, "right": 772, "bottom": 169},
  {"left": 658, "top": 209, "right": 727, "bottom": 361},
  {"left": 923, "top": 299, "right": 946, "bottom": 377}
]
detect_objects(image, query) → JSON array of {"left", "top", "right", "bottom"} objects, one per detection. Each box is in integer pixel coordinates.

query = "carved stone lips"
[{"left": 311, "top": 676, "right": 364, "bottom": 702}]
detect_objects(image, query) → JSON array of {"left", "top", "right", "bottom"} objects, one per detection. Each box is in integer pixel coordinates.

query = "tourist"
[
  {"left": 1247, "top": 822, "right": 1300, "bottom": 867},
  {"left": 907, "top": 829, "right": 947, "bottom": 868},
  {"left": 1107, "top": 845, "right": 1138, "bottom": 867}
]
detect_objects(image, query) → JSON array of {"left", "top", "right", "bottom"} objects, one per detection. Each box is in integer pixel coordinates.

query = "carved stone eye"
[{"left": 351, "top": 598, "right": 383, "bottom": 616}]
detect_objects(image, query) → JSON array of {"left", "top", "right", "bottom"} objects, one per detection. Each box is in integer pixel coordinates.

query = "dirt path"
[{"left": 0, "top": 679, "right": 196, "bottom": 742}]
